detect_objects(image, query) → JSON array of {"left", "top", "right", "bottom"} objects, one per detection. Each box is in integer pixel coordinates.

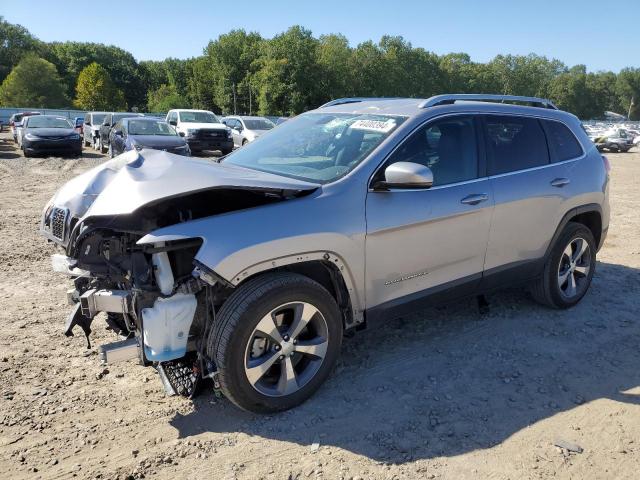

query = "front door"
[{"left": 365, "top": 115, "right": 493, "bottom": 310}]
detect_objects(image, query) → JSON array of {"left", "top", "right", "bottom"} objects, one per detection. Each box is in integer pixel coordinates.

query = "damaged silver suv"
[{"left": 41, "top": 94, "right": 610, "bottom": 413}]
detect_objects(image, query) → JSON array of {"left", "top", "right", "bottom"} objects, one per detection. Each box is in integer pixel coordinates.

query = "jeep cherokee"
[{"left": 40, "top": 94, "right": 609, "bottom": 413}]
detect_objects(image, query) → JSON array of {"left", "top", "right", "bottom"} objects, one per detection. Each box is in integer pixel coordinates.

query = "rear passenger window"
[
  {"left": 542, "top": 120, "right": 583, "bottom": 162},
  {"left": 484, "top": 116, "right": 549, "bottom": 175}
]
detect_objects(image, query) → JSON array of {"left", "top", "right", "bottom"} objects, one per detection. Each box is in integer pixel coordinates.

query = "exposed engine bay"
[{"left": 40, "top": 150, "right": 318, "bottom": 397}]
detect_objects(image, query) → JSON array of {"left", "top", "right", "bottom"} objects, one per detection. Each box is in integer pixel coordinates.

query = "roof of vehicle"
[
  {"left": 225, "top": 115, "right": 271, "bottom": 120},
  {"left": 170, "top": 109, "right": 215, "bottom": 113},
  {"left": 123, "top": 117, "right": 169, "bottom": 123},
  {"left": 88, "top": 111, "right": 109, "bottom": 115},
  {"left": 316, "top": 95, "right": 576, "bottom": 123}
]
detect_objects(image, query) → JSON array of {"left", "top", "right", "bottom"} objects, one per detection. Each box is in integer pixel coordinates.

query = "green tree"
[
  {"left": 0, "top": 16, "right": 43, "bottom": 83},
  {"left": 317, "top": 34, "right": 354, "bottom": 101},
  {"left": 197, "top": 29, "right": 263, "bottom": 114},
  {"left": 74, "top": 62, "right": 126, "bottom": 110},
  {"left": 256, "top": 26, "right": 321, "bottom": 115},
  {"left": 147, "top": 83, "right": 188, "bottom": 112},
  {"left": 46, "top": 42, "right": 144, "bottom": 109},
  {"left": 0, "top": 54, "right": 68, "bottom": 107},
  {"left": 616, "top": 68, "right": 640, "bottom": 120}
]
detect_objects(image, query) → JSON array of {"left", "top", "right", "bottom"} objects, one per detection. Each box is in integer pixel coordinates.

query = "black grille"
[
  {"left": 51, "top": 208, "right": 67, "bottom": 240},
  {"left": 197, "top": 129, "right": 226, "bottom": 139}
]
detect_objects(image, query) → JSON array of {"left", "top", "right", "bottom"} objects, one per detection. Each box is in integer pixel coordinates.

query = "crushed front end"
[{"left": 38, "top": 149, "right": 316, "bottom": 398}]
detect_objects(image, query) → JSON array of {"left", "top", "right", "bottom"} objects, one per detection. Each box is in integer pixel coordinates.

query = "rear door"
[
  {"left": 481, "top": 114, "right": 578, "bottom": 286},
  {"left": 365, "top": 115, "right": 493, "bottom": 310}
]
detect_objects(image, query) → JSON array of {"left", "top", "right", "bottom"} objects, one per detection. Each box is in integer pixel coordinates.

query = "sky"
[{"left": 3, "top": 0, "right": 639, "bottom": 72}]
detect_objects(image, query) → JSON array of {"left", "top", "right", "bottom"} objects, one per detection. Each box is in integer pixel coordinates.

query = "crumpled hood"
[{"left": 47, "top": 149, "right": 320, "bottom": 220}]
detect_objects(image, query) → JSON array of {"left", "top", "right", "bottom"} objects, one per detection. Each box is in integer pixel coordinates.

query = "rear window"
[
  {"left": 484, "top": 115, "right": 549, "bottom": 175},
  {"left": 542, "top": 120, "right": 583, "bottom": 162}
]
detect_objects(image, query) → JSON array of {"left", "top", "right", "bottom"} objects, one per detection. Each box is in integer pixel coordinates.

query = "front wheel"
[
  {"left": 530, "top": 222, "right": 596, "bottom": 309},
  {"left": 208, "top": 272, "right": 343, "bottom": 413}
]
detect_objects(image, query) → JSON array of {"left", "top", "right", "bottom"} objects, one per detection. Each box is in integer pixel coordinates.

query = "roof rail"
[
  {"left": 419, "top": 94, "right": 558, "bottom": 110},
  {"left": 320, "top": 97, "right": 403, "bottom": 108}
]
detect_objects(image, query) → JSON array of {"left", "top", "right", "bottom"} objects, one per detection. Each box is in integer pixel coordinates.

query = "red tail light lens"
[{"left": 601, "top": 155, "right": 611, "bottom": 173}]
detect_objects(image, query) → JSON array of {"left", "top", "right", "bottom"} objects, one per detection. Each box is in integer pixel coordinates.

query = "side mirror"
[
  {"left": 373, "top": 162, "right": 433, "bottom": 190},
  {"left": 178, "top": 131, "right": 185, "bottom": 137},
  {"left": 237, "top": 125, "right": 243, "bottom": 132},
  {"left": 169, "top": 119, "right": 177, "bottom": 126},
  {"left": 114, "top": 130, "right": 123, "bottom": 136}
]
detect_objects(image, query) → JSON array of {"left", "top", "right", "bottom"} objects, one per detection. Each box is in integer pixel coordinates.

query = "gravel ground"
[{"left": 0, "top": 131, "right": 639, "bottom": 480}]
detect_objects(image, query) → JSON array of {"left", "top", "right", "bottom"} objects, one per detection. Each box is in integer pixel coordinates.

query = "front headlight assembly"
[{"left": 25, "top": 133, "right": 41, "bottom": 141}]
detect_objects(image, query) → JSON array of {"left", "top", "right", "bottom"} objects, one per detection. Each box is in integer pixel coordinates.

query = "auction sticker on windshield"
[{"left": 350, "top": 119, "right": 396, "bottom": 133}]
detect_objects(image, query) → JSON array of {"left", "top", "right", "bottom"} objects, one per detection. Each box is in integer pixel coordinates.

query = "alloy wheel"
[
  {"left": 244, "top": 302, "right": 329, "bottom": 397},
  {"left": 557, "top": 237, "right": 591, "bottom": 299}
]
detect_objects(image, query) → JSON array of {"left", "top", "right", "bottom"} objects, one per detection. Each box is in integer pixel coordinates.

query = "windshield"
[
  {"left": 179, "top": 111, "right": 219, "bottom": 123},
  {"left": 224, "top": 113, "right": 405, "bottom": 183},
  {"left": 26, "top": 116, "right": 72, "bottom": 129},
  {"left": 128, "top": 120, "right": 177, "bottom": 136},
  {"left": 244, "top": 118, "right": 275, "bottom": 130},
  {"left": 92, "top": 114, "right": 106, "bottom": 125},
  {"left": 113, "top": 113, "right": 142, "bottom": 123}
]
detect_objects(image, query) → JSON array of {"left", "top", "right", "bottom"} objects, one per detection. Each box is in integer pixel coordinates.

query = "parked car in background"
[
  {"left": 108, "top": 117, "right": 190, "bottom": 157},
  {"left": 40, "top": 94, "right": 609, "bottom": 413},
  {"left": 593, "top": 128, "right": 635, "bottom": 152},
  {"left": 265, "top": 115, "right": 289, "bottom": 125},
  {"left": 10, "top": 111, "right": 41, "bottom": 143},
  {"left": 82, "top": 112, "right": 108, "bottom": 149},
  {"left": 21, "top": 115, "right": 82, "bottom": 158},
  {"left": 98, "top": 112, "right": 144, "bottom": 153},
  {"left": 222, "top": 115, "right": 275, "bottom": 148},
  {"left": 73, "top": 117, "right": 84, "bottom": 136},
  {"left": 166, "top": 109, "right": 233, "bottom": 154}
]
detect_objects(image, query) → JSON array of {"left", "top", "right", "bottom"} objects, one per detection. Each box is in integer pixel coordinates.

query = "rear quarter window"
[
  {"left": 542, "top": 120, "right": 583, "bottom": 162},
  {"left": 484, "top": 115, "right": 549, "bottom": 175}
]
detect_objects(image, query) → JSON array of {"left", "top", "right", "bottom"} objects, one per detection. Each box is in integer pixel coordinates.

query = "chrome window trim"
[{"left": 487, "top": 155, "right": 583, "bottom": 180}]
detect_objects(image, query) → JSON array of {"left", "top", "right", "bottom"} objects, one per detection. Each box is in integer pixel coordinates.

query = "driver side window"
[{"left": 385, "top": 116, "right": 479, "bottom": 187}]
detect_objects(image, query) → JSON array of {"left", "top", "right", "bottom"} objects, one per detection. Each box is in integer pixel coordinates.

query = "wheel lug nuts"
[
  {"left": 275, "top": 345, "right": 281, "bottom": 351},
  {"left": 279, "top": 355, "right": 284, "bottom": 360},
  {"left": 283, "top": 335, "right": 290, "bottom": 341}
]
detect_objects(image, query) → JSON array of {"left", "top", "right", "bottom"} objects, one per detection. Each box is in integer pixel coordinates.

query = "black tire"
[
  {"left": 221, "top": 148, "right": 233, "bottom": 156},
  {"left": 530, "top": 222, "right": 596, "bottom": 309},
  {"left": 208, "top": 272, "right": 343, "bottom": 413},
  {"left": 23, "top": 148, "right": 31, "bottom": 158},
  {"left": 241, "top": 139, "right": 248, "bottom": 146},
  {"left": 609, "top": 143, "right": 619, "bottom": 152}
]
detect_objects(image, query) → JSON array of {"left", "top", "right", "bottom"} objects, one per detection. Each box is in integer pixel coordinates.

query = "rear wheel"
[
  {"left": 530, "top": 222, "right": 596, "bottom": 309},
  {"left": 609, "top": 143, "right": 620, "bottom": 152},
  {"left": 208, "top": 272, "right": 343, "bottom": 413},
  {"left": 100, "top": 137, "right": 108, "bottom": 153}
]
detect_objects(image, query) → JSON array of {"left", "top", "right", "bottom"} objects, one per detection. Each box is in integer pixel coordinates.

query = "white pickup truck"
[{"left": 166, "top": 109, "right": 233, "bottom": 154}]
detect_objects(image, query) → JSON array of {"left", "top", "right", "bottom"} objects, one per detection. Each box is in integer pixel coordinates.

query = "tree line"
[{"left": 1, "top": 16, "right": 638, "bottom": 119}]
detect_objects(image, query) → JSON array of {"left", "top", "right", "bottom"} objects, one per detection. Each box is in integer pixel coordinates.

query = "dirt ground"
[{"left": 0, "top": 130, "right": 638, "bottom": 480}]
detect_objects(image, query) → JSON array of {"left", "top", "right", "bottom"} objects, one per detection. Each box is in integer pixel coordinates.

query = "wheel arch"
[
  {"left": 230, "top": 252, "right": 363, "bottom": 330},
  {"left": 546, "top": 204, "right": 603, "bottom": 258}
]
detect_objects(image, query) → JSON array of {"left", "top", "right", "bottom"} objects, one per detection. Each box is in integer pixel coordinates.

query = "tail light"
[{"left": 601, "top": 154, "right": 611, "bottom": 173}]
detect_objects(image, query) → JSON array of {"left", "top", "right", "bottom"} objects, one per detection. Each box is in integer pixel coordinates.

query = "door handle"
[
  {"left": 460, "top": 193, "right": 489, "bottom": 205},
  {"left": 551, "top": 177, "right": 570, "bottom": 188}
]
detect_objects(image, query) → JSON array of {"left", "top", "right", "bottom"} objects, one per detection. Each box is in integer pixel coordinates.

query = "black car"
[
  {"left": 98, "top": 112, "right": 144, "bottom": 153},
  {"left": 108, "top": 117, "right": 191, "bottom": 157},
  {"left": 21, "top": 115, "right": 82, "bottom": 158}
]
